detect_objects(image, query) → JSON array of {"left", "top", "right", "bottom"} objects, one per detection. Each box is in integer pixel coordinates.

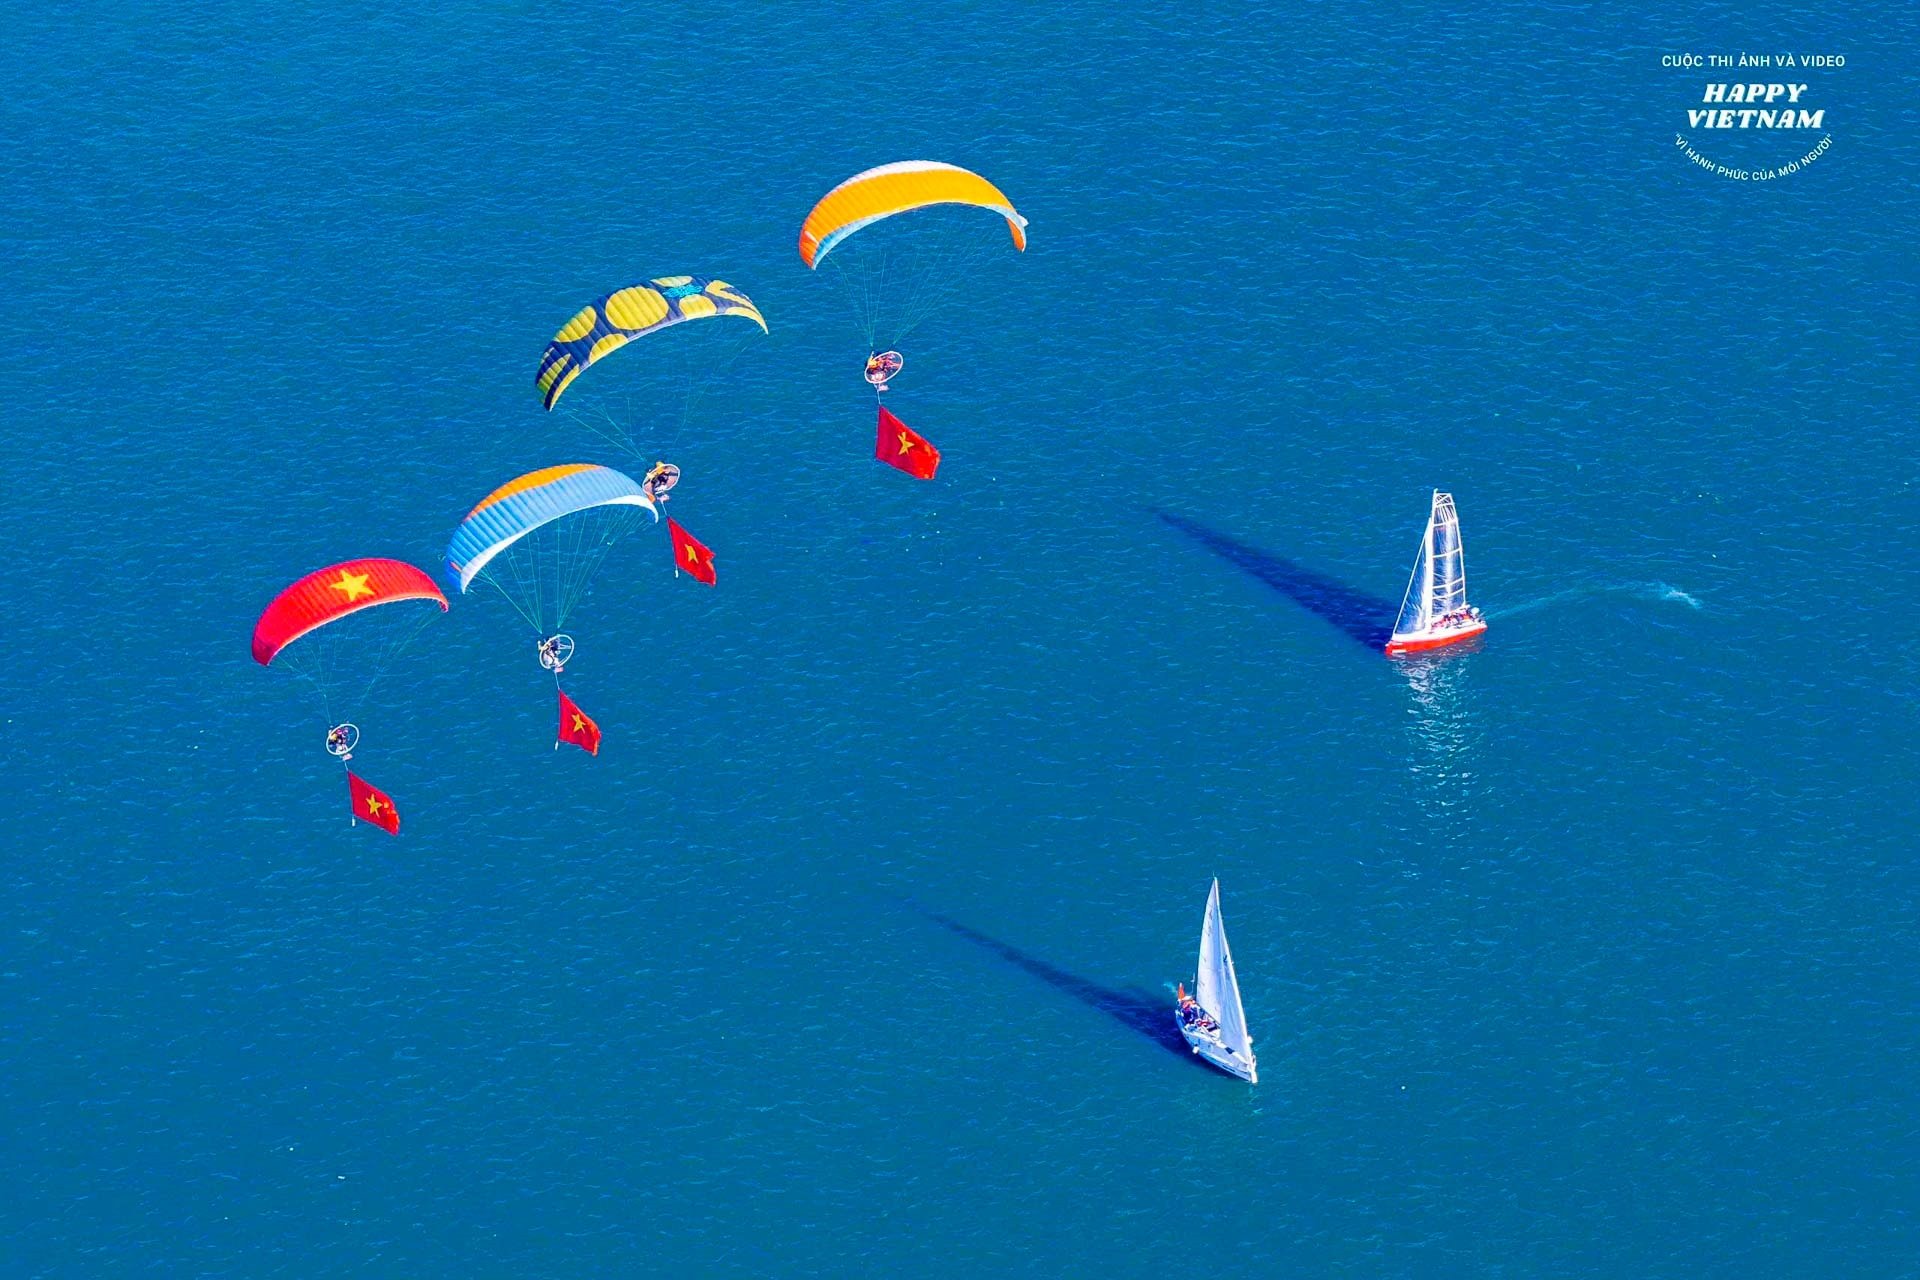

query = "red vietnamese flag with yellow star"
[
  {"left": 556, "top": 689, "right": 601, "bottom": 756},
  {"left": 347, "top": 771, "right": 400, "bottom": 835},
  {"left": 875, "top": 406, "right": 940, "bottom": 480},
  {"left": 667, "top": 517, "right": 716, "bottom": 586}
]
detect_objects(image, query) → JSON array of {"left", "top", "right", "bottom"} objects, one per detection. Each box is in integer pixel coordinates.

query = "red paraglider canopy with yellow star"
[{"left": 251, "top": 558, "right": 447, "bottom": 666}]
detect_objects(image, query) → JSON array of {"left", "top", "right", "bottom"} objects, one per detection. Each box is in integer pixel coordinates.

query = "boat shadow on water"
[
  {"left": 915, "top": 908, "right": 1191, "bottom": 1060},
  {"left": 1155, "top": 510, "right": 1396, "bottom": 651}
]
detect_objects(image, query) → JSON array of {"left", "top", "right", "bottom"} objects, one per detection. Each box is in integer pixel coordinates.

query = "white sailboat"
[
  {"left": 1385, "top": 490, "right": 1486, "bottom": 655},
  {"left": 1176, "top": 879, "right": 1257, "bottom": 1084}
]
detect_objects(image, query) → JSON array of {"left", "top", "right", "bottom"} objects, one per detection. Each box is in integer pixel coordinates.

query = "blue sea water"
[{"left": 3, "top": 2, "right": 1918, "bottom": 1275}]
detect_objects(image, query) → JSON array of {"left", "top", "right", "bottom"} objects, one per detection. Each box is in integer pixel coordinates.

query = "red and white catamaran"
[{"left": 1385, "top": 490, "right": 1486, "bottom": 655}]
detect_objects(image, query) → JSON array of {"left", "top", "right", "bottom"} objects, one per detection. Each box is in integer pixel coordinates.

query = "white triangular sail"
[
  {"left": 1392, "top": 514, "right": 1434, "bottom": 637},
  {"left": 1391, "top": 491, "right": 1468, "bottom": 638},
  {"left": 1195, "top": 879, "right": 1252, "bottom": 1061},
  {"left": 1430, "top": 492, "right": 1467, "bottom": 616}
]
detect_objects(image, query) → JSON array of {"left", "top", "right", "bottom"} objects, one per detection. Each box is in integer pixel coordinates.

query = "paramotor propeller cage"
[
  {"left": 324, "top": 722, "right": 360, "bottom": 761},
  {"left": 864, "top": 350, "right": 903, "bottom": 391},
  {"left": 538, "top": 633, "right": 576, "bottom": 673}
]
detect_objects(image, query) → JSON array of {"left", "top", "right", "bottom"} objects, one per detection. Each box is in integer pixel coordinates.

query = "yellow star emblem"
[
  {"left": 684, "top": 544, "right": 702, "bottom": 565},
  {"left": 896, "top": 432, "right": 915, "bottom": 453},
  {"left": 365, "top": 796, "right": 386, "bottom": 818},
  {"left": 330, "top": 570, "right": 374, "bottom": 602},
  {"left": 570, "top": 712, "right": 587, "bottom": 732}
]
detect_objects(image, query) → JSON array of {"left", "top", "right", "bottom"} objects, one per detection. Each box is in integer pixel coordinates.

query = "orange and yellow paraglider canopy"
[{"left": 798, "top": 161, "right": 1027, "bottom": 269}]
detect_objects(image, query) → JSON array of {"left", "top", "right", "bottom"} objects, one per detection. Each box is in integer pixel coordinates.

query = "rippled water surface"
[{"left": 3, "top": 3, "right": 1917, "bottom": 1276}]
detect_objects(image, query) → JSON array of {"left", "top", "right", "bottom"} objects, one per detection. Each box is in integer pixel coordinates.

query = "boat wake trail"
[{"left": 1491, "top": 581, "right": 1702, "bottom": 620}]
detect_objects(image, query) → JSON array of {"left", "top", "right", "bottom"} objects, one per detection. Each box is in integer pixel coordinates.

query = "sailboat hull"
[
  {"left": 1178, "top": 1016, "right": 1258, "bottom": 1083},
  {"left": 1385, "top": 617, "right": 1487, "bottom": 655}
]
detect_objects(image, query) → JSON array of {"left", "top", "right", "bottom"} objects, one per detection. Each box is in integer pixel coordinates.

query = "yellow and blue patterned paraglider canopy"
[{"left": 535, "top": 276, "right": 768, "bottom": 411}]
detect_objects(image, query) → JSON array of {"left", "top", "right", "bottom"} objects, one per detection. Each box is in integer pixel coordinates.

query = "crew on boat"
[
  {"left": 1436, "top": 605, "right": 1483, "bottom": 630},
  {"left": 1177, "top": 983, "right": 1218, "bottom": 1033}
]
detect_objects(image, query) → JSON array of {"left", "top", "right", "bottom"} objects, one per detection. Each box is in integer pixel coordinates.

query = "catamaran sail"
[
  {"left": 1386, "top": 490, "right": 1485, "bottom": 654},
  {"left": 1180, "top": 879, "right": 1257, "bottom": 1083}
]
